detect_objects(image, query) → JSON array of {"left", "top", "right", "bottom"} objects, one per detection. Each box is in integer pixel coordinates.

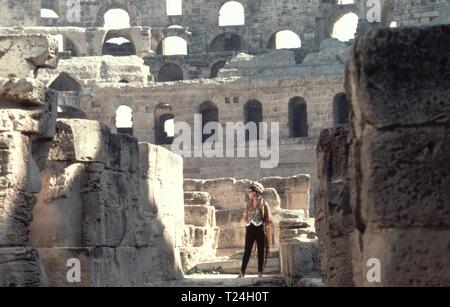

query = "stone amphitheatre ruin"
[{"left": 0, "top": 0, "right": 449, "bottom": 287}]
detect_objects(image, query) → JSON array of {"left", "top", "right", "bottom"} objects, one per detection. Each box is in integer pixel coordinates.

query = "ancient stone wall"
[
  {"left": 0, "top": 0, "right": 40, "bottom": 27},
  {"left": 0, "top": 34, "right": 58, "bottom": 287},
  {"left": 0, "top": 34, "right": 185, "bottom": 287},
  {"left": 279, "top": 219, "right": 319, "bottom": 286},
  {"left": 29, "top": 119, "right": 184, "bottom": 286},
  {"left": 180, "top": 191, "right": 220, "bottom": 271},
  {"left": 0, "top": 27, "right": 153, "bottom": 58},
  {"left": 347, "top": 24, "right": 450, "bottom": 286},
  {"left": 185, "top": 176, "right": 309, "bottom": 212},
  {"left": 317, "top": 24, "right": 450, "bottom": 287},
  {"left": 315, "top": 126, "right": 354, "bottom": 286},
  {"left": 394, "top": 0, "right": 450, "bottom": 26},
  {"left": 36, "top": 0, "right": 329, "bottom": 53}
]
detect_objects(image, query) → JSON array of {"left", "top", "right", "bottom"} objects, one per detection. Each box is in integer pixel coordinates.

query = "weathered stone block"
[
  {"left": 29, "top": 162, "right": 85, "bottom": 248},
  {"left": 215, "top": 210, "right": 230, "bottom": 226},
  {"left": 280, "top": 238, "right": 318, "bottom": 285},
  {"left": 0, "top": 132, "right": 30, "bottom": 191},
  {"left": 218, "top": 228, "right": 236, "bottom": 249},
  {"left": 359, "top": 228, "right": 450, "bottom": 286},
  {"left": 0, "top": 91, "right": 57, "bottom": 136},
  {"left": 109, "top": 133, "right": 139, "bottom": 173},
  {"left": 139, "top": 143, "right": 184, "bottom": 248},
  {"left": 347, "top": 26, "right": 450, "bottom": 130},
  {"left": 316, "top": 127, "right": 349, "bottom": 181},
  {"left": 48, "top": 119, "right": 111, "bottom": 164},
  {"left": 229, "top": 209, "right": 244, "bottom": 225},
  {"left": 358, "top": 126, "right": 450, "bottom": 228},
  {"left": 0, "top": 78, "right": 47, "bottom": 105},
  {"left": 0, "top": 35, "right": 58, "bottom": 79},
  {"left": 184, "top": 191, "right": 211, "bottom": 206},
  {"left": 0, "top": 247, "right": 45, "bottom": 287},
  {"left": 185, "top": 205, "right": 215, "bottom": 227},
  {"left": 0, "top": 190, "right": 35, "bottom": 246}
]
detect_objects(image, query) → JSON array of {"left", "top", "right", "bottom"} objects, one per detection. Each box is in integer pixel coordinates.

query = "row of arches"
[
  {"left": 114, "top": 94, "right": 350, "bottom": 143},
  {"left": 42, "top": 1, "right": 360, "bottom": 31},
  {"left": 43, "top": 4, "right": 361, "bottom": 57},
  {"left": 41, "top": 1, "right": 247, "bottom": 28},
  {"left": 155, "top": 60, "right": 229, "bottom": 82}
]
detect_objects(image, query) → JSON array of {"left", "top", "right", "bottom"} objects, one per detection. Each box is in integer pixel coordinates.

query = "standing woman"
[{"left": 238, "top": 182, "right": 271, "bottom": 278}]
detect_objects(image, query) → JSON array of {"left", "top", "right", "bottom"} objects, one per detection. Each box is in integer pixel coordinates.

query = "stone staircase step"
[
  {"left": 148, "top": 274, "right": 287, "bottom": 287},
  {"left": 195, "top": 257, "right": 280, "bottom": 274}
]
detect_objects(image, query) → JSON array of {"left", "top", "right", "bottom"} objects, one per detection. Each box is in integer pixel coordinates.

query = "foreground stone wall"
[
  {"left": 315, "top": 126, "right": 354, "bottom": 286},
  {"left": 29, "top": 119, "right": 184, "bottom": 286},
  {"left": 347, "top": 24, "right": 450, "bottom": 287},
  {"left": 0, "top": 34, "right": 58, "bottom": 287},
  {"left": 317, "top": 24, "right": 450, "bottom": 287},
  {"left": 0, "top": 34, "right": 185, "bottom": 287}
]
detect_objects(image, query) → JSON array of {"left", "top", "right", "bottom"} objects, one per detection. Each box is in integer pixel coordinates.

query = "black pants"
[{"left": 240, "top": 224, "right": 265, "bottom": 274}]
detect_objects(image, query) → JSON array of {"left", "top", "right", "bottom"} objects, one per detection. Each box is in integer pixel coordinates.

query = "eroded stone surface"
[
  {"left": 0, "top": 34, "right": 58, "bottom": 287},
  {"left": 345, "top": 25, "right": 450, "bottom": 286}
]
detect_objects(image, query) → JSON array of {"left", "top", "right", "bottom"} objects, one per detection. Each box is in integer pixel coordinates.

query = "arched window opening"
[
  {"left": 157, "top": 63, "right": 184, "bottom": 82},
  {"left": 49, "top": 73, "right": 81, "bottom": 92},
  {"left": 209, "top": 33, "right": 245, "bottom": 52},
  {"left": 289, "top": 97, "right": 308, "bottom": 138},
  {"left": 267, "top": 30, "right": 301, "bottom": 49},
  {"left": 199, "top": 102, "right": 219, "bottom": 143},
  {"left": 155, "top": 104, "right": 175, "bottom": 145},
  {"left": 332, "top": 13, "right": 358, "bottom": 42},
  {"left": 41, "top": 9, "right": 59, "bottom": 19},
  {"left": 167, "top": 0, "right": 183, "bottom": 16},
  {"left": 102, "top": 37, "right": 136, "bottom": 56},
  {"left": 157, "top": 36, "right": 188, "bottom": 56},
  {"left": 244, "top": 100, "right": 263, "bottom": 141},
  {"left": 104, "top": 9, "right": 130, "bottom": 29},
  {"left": 210, "top": 61, "right": 227, "bottom": 78},
  {"left": 57, "top": 106, "right": 88, "bottom": 119},
  {"left": 333, "top": 93, "right": 349, "bottom": 126},
  {"left": 219, "top": 1, "right": 245, "bottom": 26},
  {"left": 116, "top": 105, "right": 133, "bottom": 135}
]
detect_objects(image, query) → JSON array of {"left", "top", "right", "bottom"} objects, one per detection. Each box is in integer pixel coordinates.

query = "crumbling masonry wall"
[
  {"left": 0, "top": 34, "right": 185, "bottom": 286},
  {"left": 0, "top": 34, "right": 58, "bottom": 287},
  {"left": 315, "top": 126, "right": 354, "bottom": 286},
  {"left": 317, "top": 24, "right": 450, "bottom": 287},
  {"left": 29, "top": 120, "right": 184, "bottom": 286}
]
